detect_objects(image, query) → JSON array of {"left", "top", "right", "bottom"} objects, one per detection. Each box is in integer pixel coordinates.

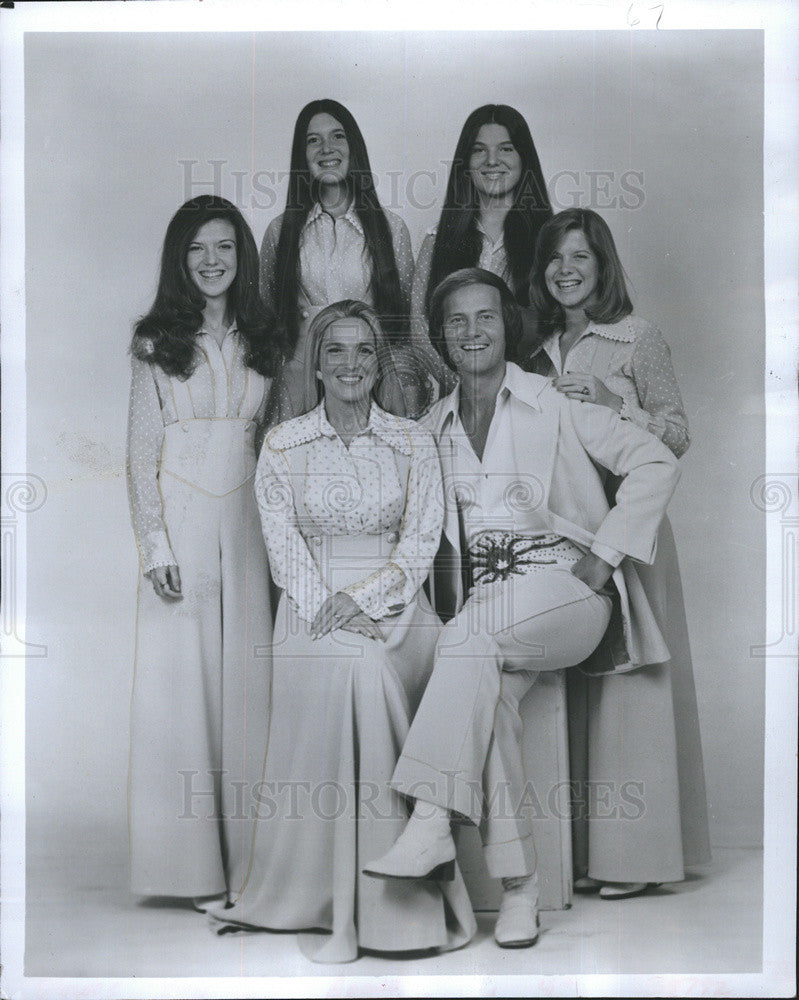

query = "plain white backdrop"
[
  {"left": 3, "top": 5, "right": 796, "bottom": 996},
  {"left": 23, "top": 28, "right": 765, "bottom": 865}
]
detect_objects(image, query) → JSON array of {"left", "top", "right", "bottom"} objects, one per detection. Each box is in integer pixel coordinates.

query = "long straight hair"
[
  {"left": 269, "top": 100, "right": 408, "bottom": 356},
  {"left": 425, "top": 104, "right": 552, "bottom": 314},
  {"left": 131, "top": 196, "right": 283, "bottom": 379},
  {"left": 529, "top": 208, "right": 633, "bottom": 338}
]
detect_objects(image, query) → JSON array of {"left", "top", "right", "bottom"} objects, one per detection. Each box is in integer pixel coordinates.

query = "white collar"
[
  {"left": 265, "top": 400, "right": 415, "bottom": 455},
  {"left": 435, "top": 362, "right": 546, "bottom": 434},
  {"left": 304, "top": 199, "right": 363, "bottom": 236}
]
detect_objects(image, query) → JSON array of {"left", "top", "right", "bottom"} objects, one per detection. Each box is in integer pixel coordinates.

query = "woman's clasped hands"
[{"left": 310, "top": 591, "right": 387, "bottom": 642}]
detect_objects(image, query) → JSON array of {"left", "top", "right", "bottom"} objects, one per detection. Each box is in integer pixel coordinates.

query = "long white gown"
[
  {"left": 126, "top": 327, "right": 273, "bottom": 897},
  {"left": 207, "top": 402, "right": 476, "bottom": 963}
]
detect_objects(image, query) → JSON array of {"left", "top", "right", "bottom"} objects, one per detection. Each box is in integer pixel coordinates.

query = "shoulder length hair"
[
  {"left": 131, "top": 195, "right": 284, "bottom": 379},
  {"left": 425, "top": 104, "right": 552, "bottom": 315},
  {"left": 269, "top": 99, "right": 408, "bottom": 356},
  {"left": 428, "top": 268, "right": 524, "bottom": 371},
  {"left": 305, "top": 299, "right": 395, "bottom": 412},
  {"left": 529, "top": 208, "right": 633, "bottom": 337}
]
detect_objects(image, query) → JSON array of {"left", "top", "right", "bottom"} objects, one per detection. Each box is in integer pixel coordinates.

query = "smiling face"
[
  {"left": 306, "top": 113, "right": 350, "bottom": 186},
  {"left": 185, "top": 219, "right": 237, "bottom": 304},
  {"left": 544, "top": 228, "right": 600, "bottom": 314},
  {"left": 442, "top": 283, "right": 507, "bottom": 379},
  {"left": 468, "top": 124, "right": 523, "bottom": 200},
  {"left": 317, "top": 317, "right": 379, "bottom": 406}
]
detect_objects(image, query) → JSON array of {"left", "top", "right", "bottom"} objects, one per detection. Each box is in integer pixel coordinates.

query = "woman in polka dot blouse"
[
  {"left": 204, "top": 300, "right": 475, "bottom": 962},
  {"left": 260, "top": 99, "right": 432, "bottom": 423},
  {"left": 126, "top": 196, "right": 284, "bottom": 905},
  {"left": 523, "top": 208, "right": 711, "bottom": 900}
]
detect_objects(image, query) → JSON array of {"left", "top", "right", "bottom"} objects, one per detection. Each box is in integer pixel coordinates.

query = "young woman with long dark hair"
[
  {"left": 260, "top": 99, "right": 428, "bottom": 420},
  {"left": 127, "top": 195, "right": 283, "bottom": 906},
  {"left": 411, "top": 104, "right": 553, "bottom": 387}
]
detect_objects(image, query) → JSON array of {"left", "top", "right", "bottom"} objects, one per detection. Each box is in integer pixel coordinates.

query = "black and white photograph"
[{"left": 0, "top": 1, "right": 796, "bottom": 997}]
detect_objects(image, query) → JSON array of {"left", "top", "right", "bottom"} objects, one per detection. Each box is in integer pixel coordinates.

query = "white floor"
[{"left": 25, "top": 840, "right": 762, "bottom": 979}]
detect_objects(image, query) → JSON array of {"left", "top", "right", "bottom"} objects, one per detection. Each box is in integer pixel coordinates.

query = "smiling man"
[{"left": 363, "top": 268, "right": 681, "bottom": 949}]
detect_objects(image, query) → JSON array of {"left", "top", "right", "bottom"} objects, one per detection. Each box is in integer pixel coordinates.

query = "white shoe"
[
  {"left": 599, "top": 881, "right": 654, "bottom": 899},
  {"left": 363, "top": 825, "right": 456, "bottom": 882},
  {"left": 495, "top": 874, "right": 540, "bottom": 948}
]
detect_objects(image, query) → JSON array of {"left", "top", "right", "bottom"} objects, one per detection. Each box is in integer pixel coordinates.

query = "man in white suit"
[{"left": 364, "top": 269, "right": 680, "bottom": 948}]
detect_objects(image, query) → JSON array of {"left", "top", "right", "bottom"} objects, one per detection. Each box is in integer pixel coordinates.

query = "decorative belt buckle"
[{"left": 469, "top": 531, "right": 559, "bottom": 585}]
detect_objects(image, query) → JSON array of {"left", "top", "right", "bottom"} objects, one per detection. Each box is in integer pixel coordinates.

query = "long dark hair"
[
  {"left": 268, "top": 99, "right": 408, "bottom": 355},
  {"left": 131, "top": 195, "right": 284, "bottom": 379},
  {"left": 425, "top": 104, "right": 552, "bottom": 314},
  {"left": 529, "top": 208, "right": 633, "bottom": 337}
]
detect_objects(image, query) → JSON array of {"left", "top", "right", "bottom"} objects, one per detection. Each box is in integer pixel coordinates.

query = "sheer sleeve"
[
  {"left": 622, "top": 325, "right": 690, "bottom": 459},
  {"left": 409, "top": 232, "right": 454, "bottom": 393},
  {"left": 126, "top": 357, "right": 177, "bottom": 573},
  {"left": 410, "top": 231, "right": 435, "bottom": 324},
  {"left": 259, "top": 215, "right": 283, "bottom": 313},
  {"left": 342, "top": 430, "right": 444, "bottom": 620},
  {"left": 386, "top": 212, "right": 415, "bottom": 313},
  {"left": 254, "top": 440, "right": 331, "bottom": 623}
]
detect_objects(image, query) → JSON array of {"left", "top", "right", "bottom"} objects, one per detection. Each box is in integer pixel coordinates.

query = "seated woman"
[
  {"left": 522, "top": 208, "right": 711, "bottom": 898},
  {"left": 205, "top": 300, "right": 475, "bottom": 963},
  {"left": 260, "top": 99, "right": 427, "bottom": 420},
  {"left": 410, "top": 104, "right": 553, "bottom": 390}
]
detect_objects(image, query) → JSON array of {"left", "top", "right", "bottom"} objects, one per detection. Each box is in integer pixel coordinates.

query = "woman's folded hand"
[{"left": 146, "top": 564, "right": 182, "bottom": 601}]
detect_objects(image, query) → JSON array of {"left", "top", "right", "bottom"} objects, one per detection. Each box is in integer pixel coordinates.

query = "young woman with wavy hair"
[{"left": 127, "top": 195, "right": 283, "bottom": 907}]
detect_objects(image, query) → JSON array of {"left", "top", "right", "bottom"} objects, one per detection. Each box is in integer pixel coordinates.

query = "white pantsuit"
[
  {"left": 126, "top": 330, "right": 273, "bottom": 897},
  {"left": 389, "top": 364, "right": 681, "bottom": 880}
]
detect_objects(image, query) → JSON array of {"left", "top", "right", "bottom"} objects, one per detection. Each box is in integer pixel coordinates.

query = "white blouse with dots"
[
  {"left": 255, "top": 401, "right": 443, "bottom": 624},
  {"left": 530, "top": 315, "right": 690, "bottom": 458},
  {"left": 126, "top": 325, "right": 270, "bottom": 573},
  {"left": 259, "top": 202, "right": 415, "bottom": 318}
]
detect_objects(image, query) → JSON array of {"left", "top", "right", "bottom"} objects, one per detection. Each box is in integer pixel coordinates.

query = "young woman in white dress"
[
  {"left": 523, "top": 208, "right": 711, "bottom": 898},
  {"left": 205, "top": 300, "right": 475, "bottom": 963},
  {"left": 127, "top": 195, "right": 283, "bottom": 905}
]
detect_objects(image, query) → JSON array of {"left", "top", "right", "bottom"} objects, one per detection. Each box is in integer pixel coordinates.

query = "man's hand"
[{"left": 570, "top": 552, "right": 614, "bottom": 593}]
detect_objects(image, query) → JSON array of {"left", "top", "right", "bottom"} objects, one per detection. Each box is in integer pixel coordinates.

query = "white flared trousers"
[{"left": 391, "top": 566, "right": 612, "bottom": 879}]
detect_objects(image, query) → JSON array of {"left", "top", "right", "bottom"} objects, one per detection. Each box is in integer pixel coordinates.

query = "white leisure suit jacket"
[{"left": 423, "top": 362, "right": 681, "bottom": 675}]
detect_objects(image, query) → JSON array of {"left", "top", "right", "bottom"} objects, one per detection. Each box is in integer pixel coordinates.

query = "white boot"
[
  {"left": 363, "top": 801, "right": 456, "bottom": 881},
  {"left": 495, "top": 872, "right": 540, "bottom": 948}
]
